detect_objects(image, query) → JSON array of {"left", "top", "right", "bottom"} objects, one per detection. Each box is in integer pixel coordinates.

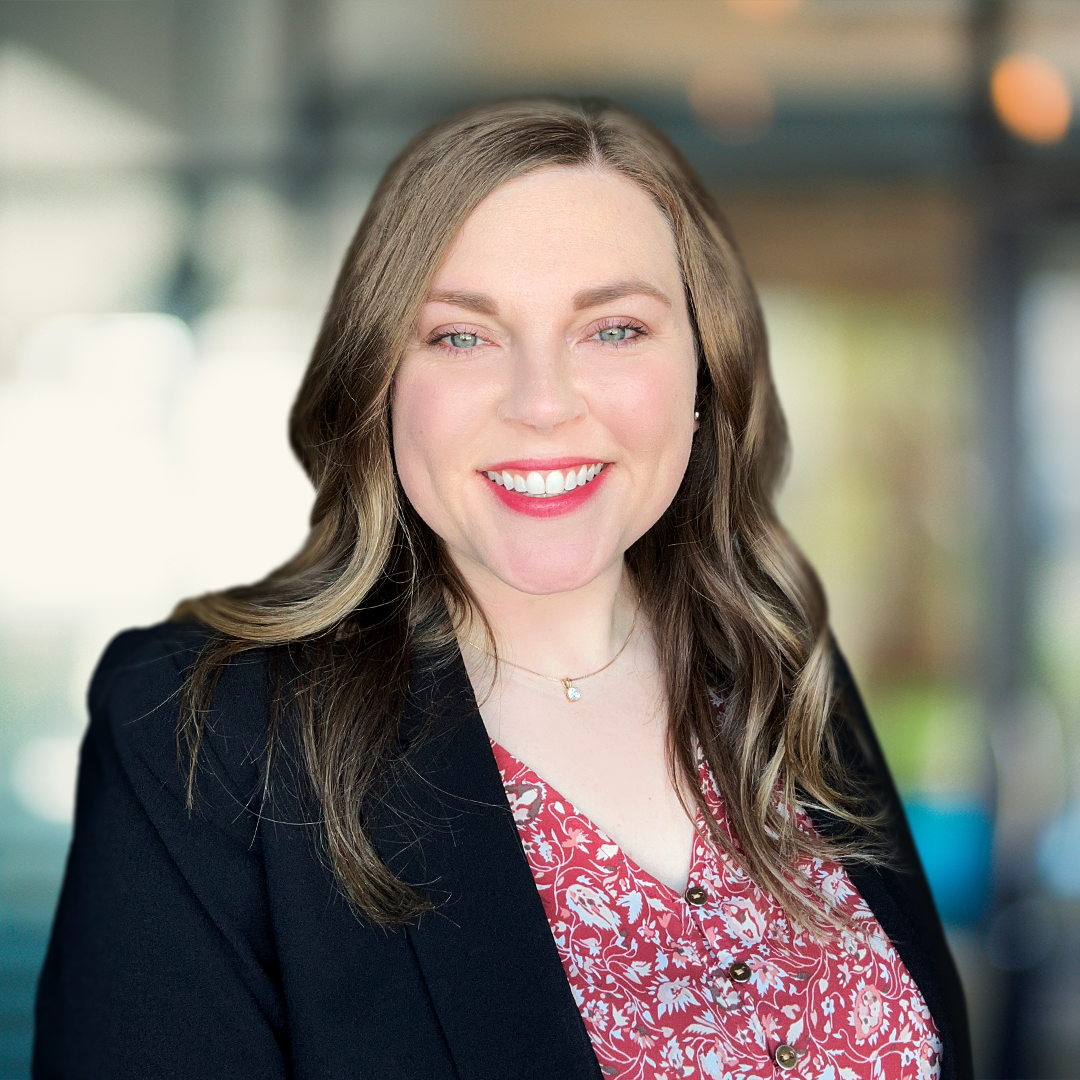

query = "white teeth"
[{"left": 484, "top": 463, "right": 604, "bottom": 497}]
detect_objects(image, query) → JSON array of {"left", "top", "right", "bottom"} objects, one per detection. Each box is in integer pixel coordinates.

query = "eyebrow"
[
  {"left": 425, "top": 279, "right": 672, "bottom": 317},
  {"left": 426, "top": 290, "right": 500, "bottom": 316},
  {"left": 572, "top": 279, "right": 672, "bottom": 311}
]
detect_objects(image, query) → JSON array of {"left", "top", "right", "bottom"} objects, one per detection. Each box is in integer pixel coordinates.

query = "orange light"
[
  {"left": 725, "top": 0, "right": 801, "bottom": 21},
  {"left": 991, "top": 53, "right": 1072, "bottom": 145}
]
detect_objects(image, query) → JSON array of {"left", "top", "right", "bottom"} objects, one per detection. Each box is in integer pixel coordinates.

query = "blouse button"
[
  {"left": 774, "top": 1044, "right": 798, "bottom": 1071},
  {"left": 728, "top": 961, "right": 751, "bottom": 983},
  {"left": 684, "top": 885, "right": 709, "bottom": 906}
]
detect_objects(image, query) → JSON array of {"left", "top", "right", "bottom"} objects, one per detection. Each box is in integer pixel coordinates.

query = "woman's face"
[{"left": 392, "top": 165, "right": 698, "bottom": 597}]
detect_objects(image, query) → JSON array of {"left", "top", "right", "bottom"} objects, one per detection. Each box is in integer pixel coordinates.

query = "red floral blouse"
[{"left": 491, "top": 703, "right": 941, "bottom": 1080}]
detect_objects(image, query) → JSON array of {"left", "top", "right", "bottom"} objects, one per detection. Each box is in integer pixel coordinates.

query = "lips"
[
  {"left": 482, "top": 463, "right": 604, "bottom": 498},
  {"left": 478, "top": 459, "right": 609, "bottom": 517}
]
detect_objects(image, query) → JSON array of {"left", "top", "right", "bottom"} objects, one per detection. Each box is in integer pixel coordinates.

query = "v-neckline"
[{"left": 489, "top": 737, "right": 708, "bottom": 903}]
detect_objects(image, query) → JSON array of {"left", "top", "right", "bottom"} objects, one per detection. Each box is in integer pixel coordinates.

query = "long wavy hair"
[{"left": 175, "top": 96, "right": 882, "bottom": 929}]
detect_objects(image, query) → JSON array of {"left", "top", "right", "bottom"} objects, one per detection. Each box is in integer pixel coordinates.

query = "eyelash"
[
  {"left": 426, "top": 326, "right": 486, "bottom": 352},
  {"left": 425, "top": 318, "right": 649, "bottom": 353},
  {"left": 590, "top": 318, "right": 648, "bottom": 346}
]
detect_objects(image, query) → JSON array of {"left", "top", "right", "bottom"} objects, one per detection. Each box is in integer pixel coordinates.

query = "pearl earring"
[{"left": 694, "top": 411, "right": 700, "bottom": 420}]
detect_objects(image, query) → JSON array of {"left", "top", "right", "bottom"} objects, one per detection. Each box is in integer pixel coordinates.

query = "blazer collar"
[{"left": 370, "top": 644, "right": 603, "bottom": 1080}]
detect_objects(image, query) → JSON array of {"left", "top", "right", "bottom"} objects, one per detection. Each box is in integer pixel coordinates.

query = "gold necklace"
[{"left": 467, "top": 604, "right": 639, "bottom": 703}]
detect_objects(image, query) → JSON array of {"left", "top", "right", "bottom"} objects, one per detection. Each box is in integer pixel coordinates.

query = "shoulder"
[
  {"left": 88, "top": 620, "right": 273, "bottom": 810},
  {"left": 41, "top": 623, "right": 292, "bottom": 1077},
  {"left": 90, "top": 620, "right": 211, "bottom": 714}
]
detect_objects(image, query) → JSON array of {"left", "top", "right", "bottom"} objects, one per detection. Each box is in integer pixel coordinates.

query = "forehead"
[{"left": 433, "top": 165, "right": 682, "bottom": 291}]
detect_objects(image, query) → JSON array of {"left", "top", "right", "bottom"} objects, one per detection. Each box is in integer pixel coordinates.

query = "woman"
[{"left": 35, "top": 97, "right": 971, "bottom": 1080}]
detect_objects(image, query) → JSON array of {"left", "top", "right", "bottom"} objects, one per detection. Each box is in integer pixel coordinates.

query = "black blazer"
[{"left": 35, "top": 622, "right": 973, "bottom": 1080}]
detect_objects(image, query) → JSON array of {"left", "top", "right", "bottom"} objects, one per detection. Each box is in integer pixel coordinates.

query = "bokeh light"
[
  {"left": 991, "top": 52, "right": 1072, "bottom": 145},
  {"left": 725, "top": 0, "right": 801, "bottom": 23}
]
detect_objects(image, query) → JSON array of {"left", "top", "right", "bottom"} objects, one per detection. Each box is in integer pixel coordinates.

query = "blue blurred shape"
[
  {"left": 0, "top": 819, "right": 71, "bottom": 1080},
  {"left": 1038, "top": 801, "right": 1080, "bottom": 897},
  {"left": 903, "top": 799, "right": 994, "bottom": 925}
]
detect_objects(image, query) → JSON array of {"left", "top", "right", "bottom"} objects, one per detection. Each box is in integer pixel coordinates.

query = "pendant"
[{"left": 562, "top": 679, "right": 581, "bottom": 702}]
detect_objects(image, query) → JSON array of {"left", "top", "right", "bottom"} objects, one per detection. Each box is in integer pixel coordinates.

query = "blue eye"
[
  {"left": 596, "top": 325, "right": 634, "bottom": 342},
  {"left": 447, "top": 332, "right": 479, "bottom": 349}
]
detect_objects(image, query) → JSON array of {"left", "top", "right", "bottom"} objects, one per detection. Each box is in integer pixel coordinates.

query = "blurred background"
[{"left": 0, "top": 0, "right": 1077, "bottom": 1076}]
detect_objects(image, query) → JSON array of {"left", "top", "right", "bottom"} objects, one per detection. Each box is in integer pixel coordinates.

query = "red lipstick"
[
  {"left": 482, "top": 457, "right": 601, "bottom": 473},
  {"left": 478, "top": 462, "right": 609, "bottom": 518}
]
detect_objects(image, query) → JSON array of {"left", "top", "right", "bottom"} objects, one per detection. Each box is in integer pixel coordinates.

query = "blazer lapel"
[{"left": 370, "top": 646, "right": 603, "bottom": 1080}]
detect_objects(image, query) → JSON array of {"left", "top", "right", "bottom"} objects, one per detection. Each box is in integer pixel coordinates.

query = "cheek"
[
  {"left": 391, "top": 361, "right": 491, "bottom": 518},
  {"left": 605, "top": 355, "right": 697, "bottom": 470},
  {"left": 391, "top": 366, "right": 448, "bottom": 515}
]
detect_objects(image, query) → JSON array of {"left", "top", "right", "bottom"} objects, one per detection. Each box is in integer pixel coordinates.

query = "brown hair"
[{"left": 175, "top": 96, "right": 882, "bottom": 929}]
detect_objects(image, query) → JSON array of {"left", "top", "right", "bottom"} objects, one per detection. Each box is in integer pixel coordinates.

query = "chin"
[{"left": 483, "top": 544, "right": 613, "bottom": 597}]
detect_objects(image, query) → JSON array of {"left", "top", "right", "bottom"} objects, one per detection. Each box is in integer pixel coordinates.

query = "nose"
[{"left": 496, "top": 340, "right": 588, "bottom": 434}]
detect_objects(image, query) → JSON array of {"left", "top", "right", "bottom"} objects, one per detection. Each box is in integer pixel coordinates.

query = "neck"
[{"left": 454, "top": 555, "right": 637, "bottom": 678}]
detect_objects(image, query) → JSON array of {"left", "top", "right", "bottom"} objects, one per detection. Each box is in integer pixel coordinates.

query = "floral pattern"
[{"left": 491, "top": 706, "right": 941, "bottom": 1080}]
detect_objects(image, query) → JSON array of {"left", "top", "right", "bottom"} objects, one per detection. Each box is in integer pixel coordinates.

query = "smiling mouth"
[{"left": 481, "top": 463, "right": 605, "bottom": 498}]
